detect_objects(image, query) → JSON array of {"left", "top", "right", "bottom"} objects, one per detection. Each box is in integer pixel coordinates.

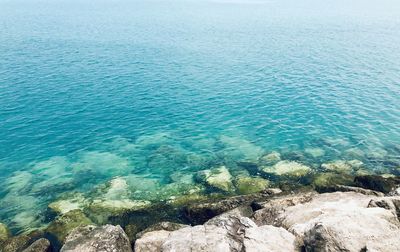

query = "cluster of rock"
[{"left": 1, "top": 174, "right": 399, "bottom": 252}]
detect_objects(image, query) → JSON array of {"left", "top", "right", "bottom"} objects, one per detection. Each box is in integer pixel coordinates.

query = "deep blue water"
[{"left": 1, "top": 0, "right": 400, "bottom": 232}]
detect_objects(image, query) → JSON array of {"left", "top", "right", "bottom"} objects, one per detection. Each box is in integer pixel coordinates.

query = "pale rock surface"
[
  {"left": 243, "top": 225, "right": 297, "bottom": 252},
  {"left": 276, "top": 192, "right": 400, "bottom": 251},
  {"left": 61, "top": 225, "right": 132, "bottom": 252}
]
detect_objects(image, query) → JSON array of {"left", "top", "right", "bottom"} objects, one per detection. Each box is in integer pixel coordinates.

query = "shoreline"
[{"left": 1, "top": 174, "right": 399, "bottom": 251}]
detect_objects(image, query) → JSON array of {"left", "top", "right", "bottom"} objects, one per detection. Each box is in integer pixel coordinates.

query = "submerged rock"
[
  {"left": 0, "top": 222, "right": 11, "bottom": 242},
  {"left": 234, "top": 176, "right": 270, "bottom": 194},
  {"left": 259, "top": 151, "right": 281, "bottom": 165},
  {"left": 219, "top": 135, "right": 264, "bottom": 161},
  {"left": 60, "top": 225, "right": 132, "bottom": 252},
  {"left": 304, "top": 147, "right": 325, "bottom": 158},
  {"left": 48, "top": 193, "right": 87, "bottom": 215},
  {"left": 321, "top": 160, "right": 351, "bottom": 173},
  {"left": 45, "top": 209, "right": 93, "bottom": 244},
  {"left": 196, "top": 166, "right": 234, "bottom": 192},
  {"left": 86, "top": 199, "right": 151, "bottom": 224},
  {"left": 262, "top": 160, "right": 311, "bottom": 177}
]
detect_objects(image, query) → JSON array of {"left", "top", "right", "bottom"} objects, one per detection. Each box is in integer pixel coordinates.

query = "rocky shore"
[{"left": 1, "top": 174, "right": 399, "bottom": 252}]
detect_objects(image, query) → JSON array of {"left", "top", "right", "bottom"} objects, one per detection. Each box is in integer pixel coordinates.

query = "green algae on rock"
[
  {"left": 234, "top": 176, "right": 270, "bottom": 194},
  {"left": 312, "top": 172, "right": 354, "bottom": 192},
  {"left": 0, "top": 222, "right": 11, "bottom": 242},
  {"left": 45, "top": 209, "right": 93, "bottom": 244}
]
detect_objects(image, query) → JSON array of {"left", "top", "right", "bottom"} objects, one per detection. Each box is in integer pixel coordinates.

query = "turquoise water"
[{"left": 1, "top": 0, "right": 400, "bottom": 232}]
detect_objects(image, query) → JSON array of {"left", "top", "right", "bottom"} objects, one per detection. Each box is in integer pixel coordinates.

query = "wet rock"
[
  {"left": 196, "top": 166, "right": 234, "bottom": 192},
  {"left": 45, "top": 209, "right": 93, "bottom": 244},
  {"left": 258, "top": 151, "right": 281, "bottom": 165},
  {"left": 243, "top": 225, "right": 297, "bottom": 252},
  {"left": 166, "top": 193, "right": 209, "bottom": 207},
  {"left": 311, "top": 172, "right": 354, "bottom": 192},
  {"left": 22, "top": 238, "right": 50, "bottom": 252},
  {"left": 354, "top": 175, "right": 400, "bottom": 194},
  {"left": 234, "top": 176, "right": 270, "bottom": 194},
  {"left": 262, "top": 160, "right": 311, "bottom": 177},
  {"left": 0, "top": 222, "right": 11, "bottom": 242},
  {"left": 85, "top": 177, "right": 151, "bottom": 223},
  {"left": 60, "top": 225, "right": 132, "bottom": 252}
]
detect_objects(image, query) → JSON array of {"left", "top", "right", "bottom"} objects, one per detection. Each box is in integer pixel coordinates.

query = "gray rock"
[
  {"left": 22, "top": 238, "right": 50, "bottom": 252},
  {"left": 60, "top": 225, "right": 132, "bottom": 252}
]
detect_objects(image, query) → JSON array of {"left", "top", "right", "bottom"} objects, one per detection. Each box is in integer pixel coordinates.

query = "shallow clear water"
[{"left": 1, "top": 0, "right": 400, "bottom": 232}]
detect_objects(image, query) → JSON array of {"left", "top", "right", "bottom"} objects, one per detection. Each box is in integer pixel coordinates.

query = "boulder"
[
  {"left": 321, "top": 160, "right": 363, "bottom": 174},
  {"left": 60, "top": 225, "right": 132, "bottom": 252},
  {"left": 22, "top": 238, "right": 50, "bottom": 252},
  {"left": 196, "top": 166, "right": 234, "bottom": 192},
  {"left": 243, "top": 225, "right": 297, "bottom": 252},
  {"left": 45, "top": 209, "right": 93, "bottom": 244},
  {"left": 275, "top": 192, "right": 400, "bottom": 251}
]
